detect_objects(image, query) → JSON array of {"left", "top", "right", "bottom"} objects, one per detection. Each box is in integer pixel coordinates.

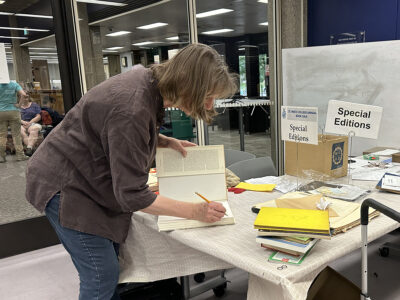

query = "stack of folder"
[
  {"left": 254, "top": 207, "right": 331, "bottom": 239},
  {"left": 257, "top": 236, "right": 317, "bottom": 256},
  {"left": 254, "top": 207, "right": 331, "bottom": 264}
]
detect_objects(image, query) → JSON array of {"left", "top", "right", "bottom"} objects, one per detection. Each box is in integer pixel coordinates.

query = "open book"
[{"left": 156, "top": 145, "right": 235, "bottom": 231}]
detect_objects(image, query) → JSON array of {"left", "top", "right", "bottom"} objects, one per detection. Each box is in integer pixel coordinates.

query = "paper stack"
[
  {"left": 257, "top": 236, "right": 318, "bottom": 256},
  {"left": 254, "top": 206, "right": 330, "bottom": 265},
  {"left": 254, "top": 207, "right": 331, "bottom": 239}
]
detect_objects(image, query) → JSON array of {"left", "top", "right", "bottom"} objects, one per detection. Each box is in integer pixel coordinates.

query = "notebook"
[
  {"left": 254, "top": 207, "right": 331, "bottom": 239},
  {"left": 156, "top": 145, "right": 235, "bottom": 231},
  {"left": 376, "top": 173, "right": 400, "bottom": 194},
  {"left": 268, "top": 247, "right": 314, "bottom": 265},
  {"left": 257, "top": 236, "right": 318, "bottom": 256}
]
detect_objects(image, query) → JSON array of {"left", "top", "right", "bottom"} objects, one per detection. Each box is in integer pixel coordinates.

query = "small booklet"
[
  {"left": 268, "top": 247, "right": 314, "bottom": 265},
  {"left": 156, "top": 145, "right": 235, "bottom": 231},
  {"left": 257, "top": 236, "right": 318, "bottom": 256},
  {"left": 376, "top": 173, "right": 400, "bottom": 194}
]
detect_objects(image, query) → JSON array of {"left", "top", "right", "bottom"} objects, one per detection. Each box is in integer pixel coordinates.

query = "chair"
[
  {"left": 227, "top": 156, "right": 277, "bottom": 181},
  {"left": 224, "top": 149, "right": 256, "bottom": 167}
]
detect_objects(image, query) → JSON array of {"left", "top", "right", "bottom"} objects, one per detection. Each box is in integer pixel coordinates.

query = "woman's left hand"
[{"left": 167, "top": 137, "right": 196, "bottom": 157}]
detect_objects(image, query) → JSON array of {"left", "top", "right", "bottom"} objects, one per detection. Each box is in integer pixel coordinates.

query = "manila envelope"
[{"left": 275, "top": 194, "right": 339, "bottom": 217}]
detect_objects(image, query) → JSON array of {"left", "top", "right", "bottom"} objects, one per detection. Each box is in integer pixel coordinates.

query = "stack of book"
[{"left": 254, "top": 207, "right": 331, "bottom": 265}]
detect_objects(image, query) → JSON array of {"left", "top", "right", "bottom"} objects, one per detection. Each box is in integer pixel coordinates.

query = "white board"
[
  {"left": 283, "top": 40, "right": 400, "bottom": 155},
  {"left": 0, "top": 43, "right": 10, "bottom": 83}
]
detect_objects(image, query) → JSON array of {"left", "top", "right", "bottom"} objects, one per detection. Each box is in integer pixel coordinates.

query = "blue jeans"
[{"left": 45, "top": 194, "right": 121, "bottom": 300}]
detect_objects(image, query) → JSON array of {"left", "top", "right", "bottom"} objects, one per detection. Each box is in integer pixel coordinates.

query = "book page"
[
  {"left": 158, "top": 173, "right": 227, "bottom": 202},
  {"left": 158, "top": 201, "right": 234, "bottom": 222},
  {"left": 156, "top": 145, "right": 225, "bottom": 177}
]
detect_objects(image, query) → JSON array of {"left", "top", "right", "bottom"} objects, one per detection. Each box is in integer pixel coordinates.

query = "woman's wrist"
[{"left": 158, "top": 134, "right": 172, "bottom": 147}]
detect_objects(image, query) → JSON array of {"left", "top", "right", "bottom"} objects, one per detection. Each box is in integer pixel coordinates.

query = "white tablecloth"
[{"left": 119, "top": 181, "right": 400, "bottom": 300}]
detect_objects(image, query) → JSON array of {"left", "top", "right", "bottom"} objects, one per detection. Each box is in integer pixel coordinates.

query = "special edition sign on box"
[{"left": 281, "top": 106, "right": 318, "bottom": 145}]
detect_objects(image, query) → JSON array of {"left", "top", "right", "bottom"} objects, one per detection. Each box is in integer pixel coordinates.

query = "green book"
[{"left": 268, "top": 246, "right": 314, "bottom": 266}]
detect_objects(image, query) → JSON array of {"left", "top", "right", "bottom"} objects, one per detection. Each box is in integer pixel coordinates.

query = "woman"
[
  {"left": 19, "top": 95, "right": 42, "bottom": 156},
  {"left": 26, "top": 44, "right": 237, "bottom": 300},
  {"left": 0, "top": 81, "right": 28, "bottom": 162}
]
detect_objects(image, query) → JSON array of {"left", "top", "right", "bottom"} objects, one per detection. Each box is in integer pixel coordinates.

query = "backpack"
[{"left": 40, "top": 110, "right": 53, "bottom": 126}]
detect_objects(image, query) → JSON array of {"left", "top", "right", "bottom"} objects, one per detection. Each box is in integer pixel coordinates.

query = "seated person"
[
  {"left": 19, "top": 95, "right": 42, "bottom": 156},
  {"left": 40, "top": 96, "right": 64, "bottom": 138}
]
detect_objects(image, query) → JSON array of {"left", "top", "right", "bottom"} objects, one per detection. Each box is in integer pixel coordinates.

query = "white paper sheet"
[
  {"left": 245, "top": 176, "right": 298, "bottom": 193},
  {"left": 352, "top": 166, "right": 400, "bottom": 181},
  {"left": 372, "top": 149, "right": 400, "bottom": 156}
]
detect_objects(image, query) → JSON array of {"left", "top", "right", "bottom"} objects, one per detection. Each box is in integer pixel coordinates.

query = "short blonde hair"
[{"left": 151, "top": 43, "right": 238, "bottom": 123}]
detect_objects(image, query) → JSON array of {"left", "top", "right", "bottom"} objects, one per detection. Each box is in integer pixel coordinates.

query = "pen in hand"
[{"left": 195, "top": 192, "right": 227, "bottom": 216}]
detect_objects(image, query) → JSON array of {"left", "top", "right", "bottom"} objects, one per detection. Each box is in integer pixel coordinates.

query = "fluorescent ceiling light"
[
  {"left": 238, "top": 48, "right": 245, "bottom": 51},
  {"left": 259, "top": 22, "right": 269, "bottom": 26},
  {"left": 166, "top": 36, "right": 179, "bottom": 40},
  {"left": 132, "top": 41, "right": 156, "bottom": 46},
  {"left": 196, "top": 8, "right": 233, "bottom": 18},
  {"left": 15, "top": 13, "right": 53, "bottom": 19},
  {"left": 0, "top": 1, "right": 5, "bottom": 4},
  {"left": 102, "top": 50, "right": 118, "bottom": 53},
  {"left": 137, "top": 22, "right": 167, "bottom": 30},
  {"left": 0, "top": 12, "right": 13, "bottom": 15},
  {"left": 106, "top": 31, "right": 131, "bottom": 37},
  {"left": 0, "top": 26, "right": 50, "bottom": 32},
  {"left": 202, "top": 29, "right": 234, "bottom": 35},
  {"left": 258, "top": 0, "right": 268, "bottom": 3},
  {"left": 106, "top": 46, "right": 123, "bottom": 50},
  {"left": 0, "top": 36, "right": 28, "bottom": 39},
  {"left": 76, "top": 0, "right": 127, "bottom": 6},
  {"left": 29, "top": 47, "right": 56, "bottom": 50}
]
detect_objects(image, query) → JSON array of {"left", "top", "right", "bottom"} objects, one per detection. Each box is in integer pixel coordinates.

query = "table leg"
[
  {"left": 238, "top": 107, "right": 245, "bottom": 151},
  {"left": 203, "top": 121, "right": 209, "bottom": 145}
]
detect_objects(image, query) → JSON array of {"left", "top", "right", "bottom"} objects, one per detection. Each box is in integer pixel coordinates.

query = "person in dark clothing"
[
  {"left": 26, "top": 44, "right": 237, "bottom": 300},
  {"left": 40, "top": 106, "right": 64, "bottom": 138}
]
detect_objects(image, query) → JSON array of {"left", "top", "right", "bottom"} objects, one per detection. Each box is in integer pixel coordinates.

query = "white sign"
[
  {"left": 0, "top": 43, "right": 10, "bottom": 83},
  {"left": 281, "top": 106, "right": 318, "bottom": 145},
  {"left": 325, "top": 100, "right": 383, "bottom": 139}
]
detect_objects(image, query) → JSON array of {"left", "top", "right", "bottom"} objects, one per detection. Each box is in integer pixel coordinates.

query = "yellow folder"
[
  {"left": 254, "top": 207, "right": 330, "bottom": 233},
  {"left": 235, "top": 182, "right": 276, "bottom": 192}
]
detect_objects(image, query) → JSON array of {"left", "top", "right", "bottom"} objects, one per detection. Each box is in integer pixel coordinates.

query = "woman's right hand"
[{"left": 192, "top": 201, "right": 226, "bottom": 223}]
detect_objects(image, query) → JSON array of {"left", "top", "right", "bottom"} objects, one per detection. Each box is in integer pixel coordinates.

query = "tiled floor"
[
  {"left": 208, "top": 126, "right": 272, "bottom": 158},
  {"left": 0, "top": 155, "right": 42, "bottom": 225}
]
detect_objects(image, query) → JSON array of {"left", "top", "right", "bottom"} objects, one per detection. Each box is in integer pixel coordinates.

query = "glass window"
[
  {"left": 0, "top": 1, "right": 65, "bottom": 225},
  {"left": 76, "top": 0, "right": 196, "bottom": 143},
  {"left": 196, "top": 0, "right": 271, "bottom": 158}
]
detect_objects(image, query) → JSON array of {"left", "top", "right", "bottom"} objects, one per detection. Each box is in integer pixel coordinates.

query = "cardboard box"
[
  {"left": 285, "top": 134, "right": 348, "bottom": 178},
  {"left": 307, "top": 266, "right": 360, "bottom": 300},
  {"left": 392, "top": 152, "right": 400, "bottom": 163}
]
